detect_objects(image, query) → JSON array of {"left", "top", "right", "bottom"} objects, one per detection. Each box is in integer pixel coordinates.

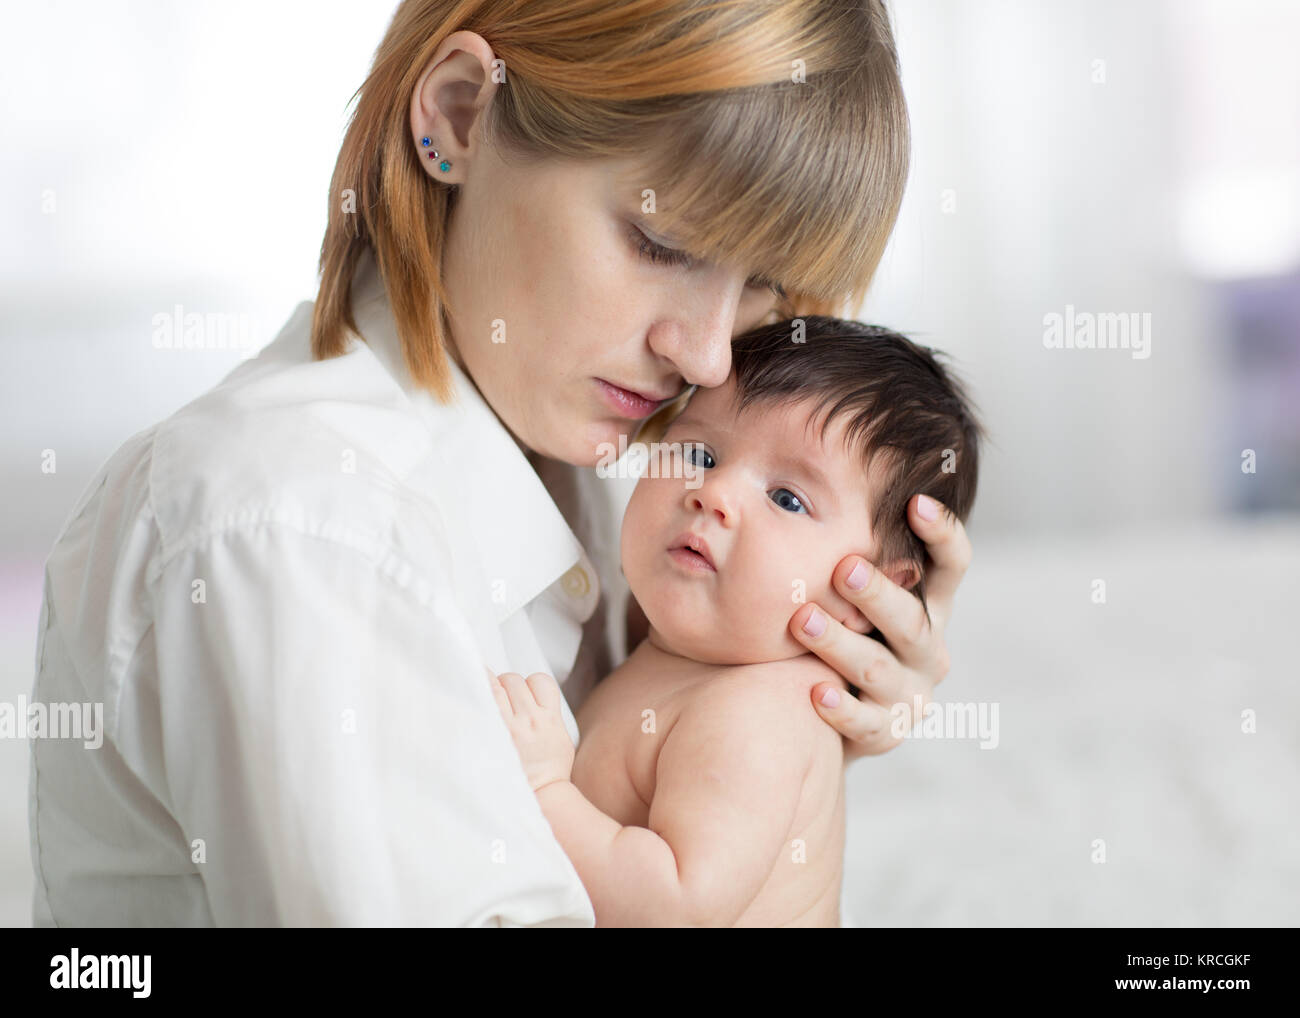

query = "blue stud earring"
[{"left": 420, "top": 137, "right": 451, "bottom": 173}]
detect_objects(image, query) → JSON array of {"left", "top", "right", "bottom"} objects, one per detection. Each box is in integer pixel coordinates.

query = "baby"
[{"left": 491, "top": 315, "right": 982, "bottom": 927}]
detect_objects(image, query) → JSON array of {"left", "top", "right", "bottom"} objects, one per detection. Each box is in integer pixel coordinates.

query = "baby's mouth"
[{"left": 667, "top": 532, "right": 717, "bottom": 572}]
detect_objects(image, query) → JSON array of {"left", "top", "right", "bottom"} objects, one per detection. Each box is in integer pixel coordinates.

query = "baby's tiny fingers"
[
  {"left": 488, "top": 672, "right": 514, "bottom": 719},
  {"left": 497, "top": 672, "right": 535, "bottom": 715},
  {"left": 525, "top": 671, "right": 561, "bottom": 710}
]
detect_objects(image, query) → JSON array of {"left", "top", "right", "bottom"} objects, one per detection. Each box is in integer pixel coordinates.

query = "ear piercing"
[{"left": 420, "top": 137, "right": 451, "bottom": 173}]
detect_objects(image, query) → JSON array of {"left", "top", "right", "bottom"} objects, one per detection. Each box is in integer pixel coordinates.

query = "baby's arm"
[{"left": 490, "top": 668, "right": 818, "bottom": 927}]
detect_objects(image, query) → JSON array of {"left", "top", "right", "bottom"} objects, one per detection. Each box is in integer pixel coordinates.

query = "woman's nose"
[
  {"left": 648, "top": 320, "right": 732, "bottom": 390},
  {"left": 647, "top": 277, "right": 744, "bottom": 389}
]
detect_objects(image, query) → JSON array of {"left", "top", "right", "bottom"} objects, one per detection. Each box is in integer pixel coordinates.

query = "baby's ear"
[{"left": 880, "top": 559, "right": 922, "bottom": 592}]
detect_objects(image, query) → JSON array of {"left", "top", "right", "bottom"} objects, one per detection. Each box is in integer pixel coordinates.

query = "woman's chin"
[{"left": 559, "top": 417, "right": 642, "bottom": 468}]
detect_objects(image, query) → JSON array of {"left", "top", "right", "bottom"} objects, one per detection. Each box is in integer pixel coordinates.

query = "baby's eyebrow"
[{"left": 768, "top": 451, "right": 835, "bottom": 502}]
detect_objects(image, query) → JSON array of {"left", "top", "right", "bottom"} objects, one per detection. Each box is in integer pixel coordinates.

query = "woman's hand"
[
  {"left": 490, "top": 671, "right": 576, "bottom": 791},
  {"left": 787, "top": 494, "right": 972, "bottom": 760}
]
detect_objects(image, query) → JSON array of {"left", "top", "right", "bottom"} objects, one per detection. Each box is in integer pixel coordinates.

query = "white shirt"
[{"left": 28, "top": 250, "right": 634, "bottom": 927}]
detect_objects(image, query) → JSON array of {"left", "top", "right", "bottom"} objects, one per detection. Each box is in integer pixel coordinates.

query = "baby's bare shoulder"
[{"left": 679, "top": 656, "right": 848, "bottom": 744}]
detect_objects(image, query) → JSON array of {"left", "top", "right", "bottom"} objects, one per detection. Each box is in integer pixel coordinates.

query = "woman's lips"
[{"left": 596, "top": 378, "right": 671, "bottom": 419}]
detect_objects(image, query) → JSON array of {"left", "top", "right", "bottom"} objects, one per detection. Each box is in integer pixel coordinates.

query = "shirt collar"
[{"left": 347, "top": 248, "right": 586, "bottom": 624}]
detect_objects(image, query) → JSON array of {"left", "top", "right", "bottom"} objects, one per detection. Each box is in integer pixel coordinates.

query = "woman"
[{"left": 29, "top": 0, "right": 971, "bottom": 926}]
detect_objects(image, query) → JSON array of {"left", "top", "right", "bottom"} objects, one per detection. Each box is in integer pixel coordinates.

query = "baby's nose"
[{"left": 688, "top": 481, "right": 734, "bottom": 524}]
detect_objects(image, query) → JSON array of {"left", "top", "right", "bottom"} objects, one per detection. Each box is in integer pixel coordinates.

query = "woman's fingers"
[
  {"left": 907, "top": 493, "right": 971, "bottom": 630},
  {"left": 828, "top": 554, "right": 938, "bottom": 676},
  {"left": 789, "top": 603, "right": 906, "bottom": 705},
  {"left": 786, "top": 493, "right": 968, "bottom": 759},
  {"left": 808, "top": 677, "right": 914, "bottom": 757}
]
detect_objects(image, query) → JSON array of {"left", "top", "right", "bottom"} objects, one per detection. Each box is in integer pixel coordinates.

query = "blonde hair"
[{"left": 313, "top": 0, "right": 911, "bottom": 403}]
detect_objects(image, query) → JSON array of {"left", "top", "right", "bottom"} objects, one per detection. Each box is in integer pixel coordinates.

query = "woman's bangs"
[{"left": 633, "top": 77, "right": 906, "bottom": 306}]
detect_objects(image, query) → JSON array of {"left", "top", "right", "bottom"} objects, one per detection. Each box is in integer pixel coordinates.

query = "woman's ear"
[
  {"left": 880, "top": 559, "right": 922, "bottom": 592},
  {"left": 410, "top": 30, "right": 502, "bottom": 181}
]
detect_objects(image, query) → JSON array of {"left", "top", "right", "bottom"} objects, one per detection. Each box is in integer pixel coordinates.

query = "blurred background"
[{"left": 2, "top": 0, "right": 1297, "bottom": 927}]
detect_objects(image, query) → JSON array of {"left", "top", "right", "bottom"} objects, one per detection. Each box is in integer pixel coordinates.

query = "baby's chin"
[{"left": 641, "top": 607, "right": 803, "bottom": 666}]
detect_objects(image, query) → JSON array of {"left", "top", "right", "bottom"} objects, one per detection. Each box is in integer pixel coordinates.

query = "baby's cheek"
[
  {"left": 737, "top": 555, "right": 819, "bottom": 632},
  {"left": 751, "top": 548, "right": 853, "bottom": 637},
  {"left": 758, "top": 545, "right": 820, "bottom": 613},
  {"left": 620, "top": 482, "right": 658, "bottom": 556}
]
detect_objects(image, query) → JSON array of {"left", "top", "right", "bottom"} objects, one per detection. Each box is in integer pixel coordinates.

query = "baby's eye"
[
  {"left": 684, "top": 445, "right": 715, "bottom": 469},
  {"left": 769, "top": 488, "right": 807, "bottom": 514}
]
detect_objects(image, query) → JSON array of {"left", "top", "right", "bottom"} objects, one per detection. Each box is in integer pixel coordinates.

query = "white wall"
[
  {"left": 872, "top": 0, "right": 1299, "bottom": 538},
  {"left": 5, "top": 1, "right": 1298, "bottom": 555}
]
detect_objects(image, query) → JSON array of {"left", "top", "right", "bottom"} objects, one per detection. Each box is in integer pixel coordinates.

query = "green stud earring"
[{"left": 420, "top": 138, "right": 451, "bottom": 173}]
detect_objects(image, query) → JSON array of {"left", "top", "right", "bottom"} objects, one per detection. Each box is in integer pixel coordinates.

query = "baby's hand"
[{"left": 489, "top": 671, "right": 575, "bottom": 792}]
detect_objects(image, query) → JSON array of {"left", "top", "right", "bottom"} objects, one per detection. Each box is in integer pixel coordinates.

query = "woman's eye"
[
  {"left": 746, "top": 275, "right": 788, "bottom": 301},
  {"left": 684, "top": 445, "right": 715, "bottom": 469},
  {"left": 632, "top": 225, "right": 785, "bottom": 300},
  {"left": 769, "top": 488, "right": 808, "bottom": 514},
  {"left": 631, "top": 227, "right": 694, "bottom": 269}
]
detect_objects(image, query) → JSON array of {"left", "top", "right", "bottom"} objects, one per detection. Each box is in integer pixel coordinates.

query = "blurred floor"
[
  {"left": 3, "top": 515, "right": 1297, "bottom": 926},
  {"left": 843, "top": 514, "right": 1300, "bottom": 926},
  {"left": 0, "top": 557, "right": 42, "bottom": 927}
]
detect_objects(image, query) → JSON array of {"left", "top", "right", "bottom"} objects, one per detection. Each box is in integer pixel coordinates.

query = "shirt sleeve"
[{"left": 148, "top": 519, "right": 595, "bottom": 927}]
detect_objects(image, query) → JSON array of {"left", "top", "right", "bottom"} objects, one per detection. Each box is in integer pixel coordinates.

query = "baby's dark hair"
[{"left": 729, "top": 315, "right": 984, "bottom": 619}]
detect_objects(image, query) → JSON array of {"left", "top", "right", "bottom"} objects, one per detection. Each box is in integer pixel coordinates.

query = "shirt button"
[{"left": 560, "top": 564, "right": 590, "bottom": 600}]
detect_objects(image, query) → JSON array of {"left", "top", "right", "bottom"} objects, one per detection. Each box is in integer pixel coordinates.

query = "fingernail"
[
  {"left": 802, "top": 607, "right": 826, "bottom": 638},
  {"left": 917, "top": 495, "right": 939, "bottom": 521},
  {"left": 846, "top": 560, "right": 871, "bottom": 590},
  {"left": 819, "top": 686, "right": 841, "bottom": 708}
]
